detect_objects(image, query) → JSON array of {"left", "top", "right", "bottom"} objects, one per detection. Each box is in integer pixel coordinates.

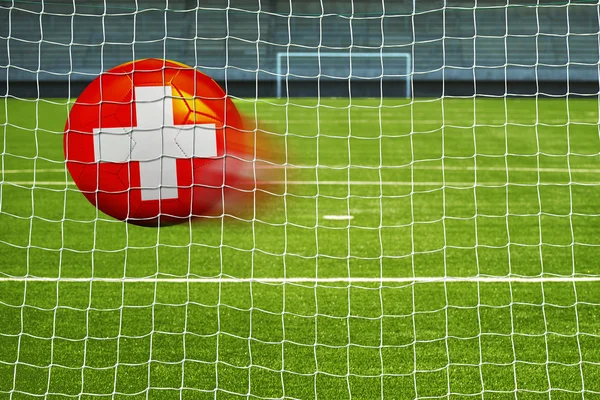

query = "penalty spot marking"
[
  {"left": 0, "top": 276, "right": 599, "bottom": 284},
  {"left": 324, "top": 215, "right": 354, "bottom": 220}
]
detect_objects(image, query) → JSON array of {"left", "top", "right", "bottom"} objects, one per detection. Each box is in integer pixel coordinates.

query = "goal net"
[{"left": 1, "top": 0, "right": 600, "bottom": 398}]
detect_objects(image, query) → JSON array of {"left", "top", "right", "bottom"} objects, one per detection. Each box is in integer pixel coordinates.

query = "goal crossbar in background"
[
  {"left": 1, "top": 0, "right": 600, "bottom": 398},
  {"left": 275, "top": 52, "right": 412, "bottom": 99}
]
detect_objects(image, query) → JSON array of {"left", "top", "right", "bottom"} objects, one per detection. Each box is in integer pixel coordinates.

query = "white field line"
[
  {"left": 0, "top": 276, "right": 599, "bottom": 284},
  {"left": 278, "top": 181, "right": 507, "bottom": 186},
  {"left": 269, "top": 165, "right": 600, "bottom": 173},
  {"left": 3, "top": 165, "right": 600, "bottom": 174},
  {"left": 4, "top": 181, "right": 600, "bottom": 187},
  {"left": 261, "top": 119, "right": 600, "bottom": 125},
  {"left": 5, "top": 181, "right": 76, "bottom": 186},
  {"left": 0, "top": 181, "right": 531, "bottom": 187},
  {"left": 395, "top": 165, "right": 600, "bottom": 173},
  {"left": 2, "top": 169, "right": 66, "bottom": 174}
]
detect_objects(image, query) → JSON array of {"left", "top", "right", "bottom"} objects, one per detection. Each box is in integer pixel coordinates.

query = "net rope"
[{"left": 1, "top": 0, "right": 600, "bottom": 398}]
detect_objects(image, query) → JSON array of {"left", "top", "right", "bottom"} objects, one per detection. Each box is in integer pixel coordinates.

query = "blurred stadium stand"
[{"left": 0, "top": 0, "right": 598, "bottom": 97}]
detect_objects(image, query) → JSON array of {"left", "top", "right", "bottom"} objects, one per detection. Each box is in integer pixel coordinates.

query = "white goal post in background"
[
  {"left": 275, "top": 52, "right": 412, "bottom": 99},
  {"left": 1, "top": 0, "right": 600, "bottom": 399}
]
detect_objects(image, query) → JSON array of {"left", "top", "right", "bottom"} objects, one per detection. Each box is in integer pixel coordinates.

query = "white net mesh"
[{"left": 1, "top": 0, "right": 600, "bottom": 398}]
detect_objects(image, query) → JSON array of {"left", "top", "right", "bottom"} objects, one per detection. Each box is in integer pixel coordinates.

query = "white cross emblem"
[{"left": 93, "top": 86, "right": 217, "bottom": 201}]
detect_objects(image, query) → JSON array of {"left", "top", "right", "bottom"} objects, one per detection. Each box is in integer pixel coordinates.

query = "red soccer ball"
[{"left": 64, "top": 58, "right": 256, "bottom": 226}]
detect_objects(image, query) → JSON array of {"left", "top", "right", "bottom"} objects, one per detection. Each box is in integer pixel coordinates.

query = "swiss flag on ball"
[{"left": 64, "top": 58, "right": 255, "bottom": 226}]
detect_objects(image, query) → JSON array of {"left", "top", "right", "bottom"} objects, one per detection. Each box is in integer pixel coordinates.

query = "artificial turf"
[{"left": 1, "top": 96, "right": 600, "bottom": 399}]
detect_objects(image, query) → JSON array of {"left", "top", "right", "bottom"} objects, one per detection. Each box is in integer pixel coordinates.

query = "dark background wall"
[{"left": 1, "top": 0, "right": 598, "bottom": 98}]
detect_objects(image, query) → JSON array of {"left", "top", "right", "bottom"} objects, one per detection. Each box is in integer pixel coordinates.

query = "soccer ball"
[{"left": 64, "top": 58, "right": 257, "bottom": 226}]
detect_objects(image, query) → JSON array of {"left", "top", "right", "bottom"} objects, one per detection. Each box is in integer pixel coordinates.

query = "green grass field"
[{"left": 1, "top": 96, "right": 600, "bottom": 399}]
